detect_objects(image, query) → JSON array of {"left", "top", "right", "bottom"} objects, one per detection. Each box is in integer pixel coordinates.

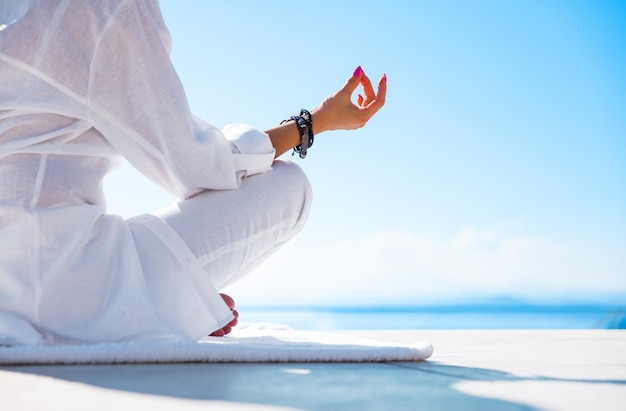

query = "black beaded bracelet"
[{"left": 281, "top": 109, "right": 314, "bottom": 159}]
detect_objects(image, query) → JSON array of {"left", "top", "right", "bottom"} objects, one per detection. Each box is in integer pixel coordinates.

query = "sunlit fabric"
[{"left": 0, "top": 0, "right": 308, "bottom": 346}]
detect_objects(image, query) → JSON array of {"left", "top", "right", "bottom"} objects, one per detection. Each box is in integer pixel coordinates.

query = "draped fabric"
[{"left": 0, "top": 0, "right": 302, "bottom": 346}]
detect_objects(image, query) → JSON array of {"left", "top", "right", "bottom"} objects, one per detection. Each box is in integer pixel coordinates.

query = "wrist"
[
  {"left": 280, "top": 109, "right": 314, "bottom": 159},
  {"left": 310, "top": 106, "right": 331, "bottom": 135}
]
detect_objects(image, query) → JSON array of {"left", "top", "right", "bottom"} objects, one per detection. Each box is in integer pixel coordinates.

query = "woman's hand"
[
  {"left": 311, "top": 66, "right": 387, "bottom": 134},
  {"left": 265, "top": 66, "right": 386, "bottom": 157}
]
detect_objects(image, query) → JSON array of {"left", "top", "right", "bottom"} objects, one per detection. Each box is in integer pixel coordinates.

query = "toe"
[
  {"left": 220, "top": 293, "right": 235, "bottom": 310},
  {"left": 210, "top": 328, "right": 226, "bottom": 337}
]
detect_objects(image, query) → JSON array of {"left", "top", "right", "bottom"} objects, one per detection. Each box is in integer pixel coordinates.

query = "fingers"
[
  {"left": 340, "top": 66, "right": 386, "bottom": 107},
  {"left": 369, "top": 73, "right": 387, "bottom": 111},
  {"left": 342, "top": 67, "right": 373, "bottom": 100},
  {"left": 354, "top": 68, "right": 386, "bottom": 108},
  {"left": 359, "top": 72, "right": 376, "bottom": 104},
  {"left": 340, "top": 69, "right": 364, "bottom": 97},
  {"left": 311, "top": 67, "right": 386, "bottom": 133},
  {"left": 348, "top": 68, "right": 386, "bottom": 129},
  {"left": 356, "top": 71, "right": 386, "bottom": 123}
]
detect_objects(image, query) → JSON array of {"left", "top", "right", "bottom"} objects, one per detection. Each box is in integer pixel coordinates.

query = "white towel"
[{"left": 0, "top": 323, "right": 433, "bottom": 365}]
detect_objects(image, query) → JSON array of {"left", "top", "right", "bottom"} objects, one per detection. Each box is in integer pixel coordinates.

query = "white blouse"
[{"left": 0, "top": 0, "right": 275, "bottom": 345}]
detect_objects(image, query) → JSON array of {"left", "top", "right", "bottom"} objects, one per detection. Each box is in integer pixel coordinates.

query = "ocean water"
[{"left": 239, "top": 304, "right": 626, "bottom": 331}]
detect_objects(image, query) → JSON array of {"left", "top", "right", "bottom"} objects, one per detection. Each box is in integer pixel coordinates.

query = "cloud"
[{"left": 224, "top": 226, "right": 626, "bottom": 306}]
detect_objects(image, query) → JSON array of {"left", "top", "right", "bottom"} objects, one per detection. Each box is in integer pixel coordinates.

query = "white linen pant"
[{"left": 134, "top": 159, "right": 312, "bottom": 293}]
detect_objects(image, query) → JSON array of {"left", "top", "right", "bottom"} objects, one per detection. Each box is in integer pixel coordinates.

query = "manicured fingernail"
[
  {"left": 383, "top": 73, "right": 387, "bottom": 83},
  {"left": 353, "top": 66, "right": 363, "bottom": 77}
]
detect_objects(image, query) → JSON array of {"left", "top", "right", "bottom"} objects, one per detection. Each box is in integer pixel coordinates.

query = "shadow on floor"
[
  {"left": 12, "top": 359, "right": 622, "bottom": 410},
  {"left": 394, "top": 361, "right": 626, "bottom": 386}
]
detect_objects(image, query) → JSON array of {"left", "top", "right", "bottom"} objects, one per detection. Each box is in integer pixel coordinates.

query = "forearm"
[{"left": 264, "top": 122, "right": 301, "bottom": 159}]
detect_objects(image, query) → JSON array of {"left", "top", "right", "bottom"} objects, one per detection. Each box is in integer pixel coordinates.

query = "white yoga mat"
[{"left": 0, "top": 324, "right": 433, "bottom": 365}]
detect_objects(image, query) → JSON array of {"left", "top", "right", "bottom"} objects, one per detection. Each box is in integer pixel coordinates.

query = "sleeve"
[
  {"left": 87, "top": 0, "right": 274, "bottom": 200},
  {"left": 223, "top": 123, "right": 275, "bottom": 177}
]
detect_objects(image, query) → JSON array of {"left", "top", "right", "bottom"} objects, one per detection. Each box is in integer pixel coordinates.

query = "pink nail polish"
[
  {"left": 353, "top": 66, "right": 363, "bottom": 77},
  {"left": 383, "top": 73, "right": 387, "bottom": 83}
]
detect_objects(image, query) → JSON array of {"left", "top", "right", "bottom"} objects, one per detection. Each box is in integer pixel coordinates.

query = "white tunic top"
[{"left": 0, "top": 0, "right": 275, "bottom": 345}]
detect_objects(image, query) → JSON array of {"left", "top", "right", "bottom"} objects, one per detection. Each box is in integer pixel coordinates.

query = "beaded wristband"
[{"left": 281, "top": 109, "right": 314, "bottom": 159}]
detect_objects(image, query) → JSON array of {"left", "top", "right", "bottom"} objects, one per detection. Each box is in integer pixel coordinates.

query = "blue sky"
[{"left": 105, "top": 1, "right": 626, "bottom": 306}]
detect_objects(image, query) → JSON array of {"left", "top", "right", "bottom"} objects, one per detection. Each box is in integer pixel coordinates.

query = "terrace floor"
[{"left": 2, "top": 329, "right": 625, "bottom": 410}]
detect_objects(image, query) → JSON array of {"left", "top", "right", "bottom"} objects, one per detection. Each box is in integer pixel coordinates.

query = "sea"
[{"left": 239, "top": 303, "right": 626, "bottom": 331}]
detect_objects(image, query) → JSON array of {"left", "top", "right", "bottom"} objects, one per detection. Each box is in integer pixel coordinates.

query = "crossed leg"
[{"left": 153, "top": 160, "right": 312, "bottom": 338}]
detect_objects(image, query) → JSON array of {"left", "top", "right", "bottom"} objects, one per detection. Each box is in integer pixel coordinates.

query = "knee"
[{"left": 271, "top": 159, "right": 313, "bottom": 228}]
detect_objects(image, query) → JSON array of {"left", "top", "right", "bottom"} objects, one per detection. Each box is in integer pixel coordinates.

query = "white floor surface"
[{"left": 1, "top": 330, "right": 625, "bottom": 411}]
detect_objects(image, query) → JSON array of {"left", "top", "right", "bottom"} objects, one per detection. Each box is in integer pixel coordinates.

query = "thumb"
[{"left": 339, "top": 66, "right": 363, "bottom": 95}]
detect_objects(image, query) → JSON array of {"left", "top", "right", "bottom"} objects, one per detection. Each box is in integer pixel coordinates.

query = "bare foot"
[{"left": 210, "top": 293, "right": 239, "bottom": 337}]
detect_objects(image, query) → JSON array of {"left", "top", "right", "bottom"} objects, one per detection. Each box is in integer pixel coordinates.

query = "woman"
[{"left": 0, "top": 0, "right": 385, "bottom": 345}]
